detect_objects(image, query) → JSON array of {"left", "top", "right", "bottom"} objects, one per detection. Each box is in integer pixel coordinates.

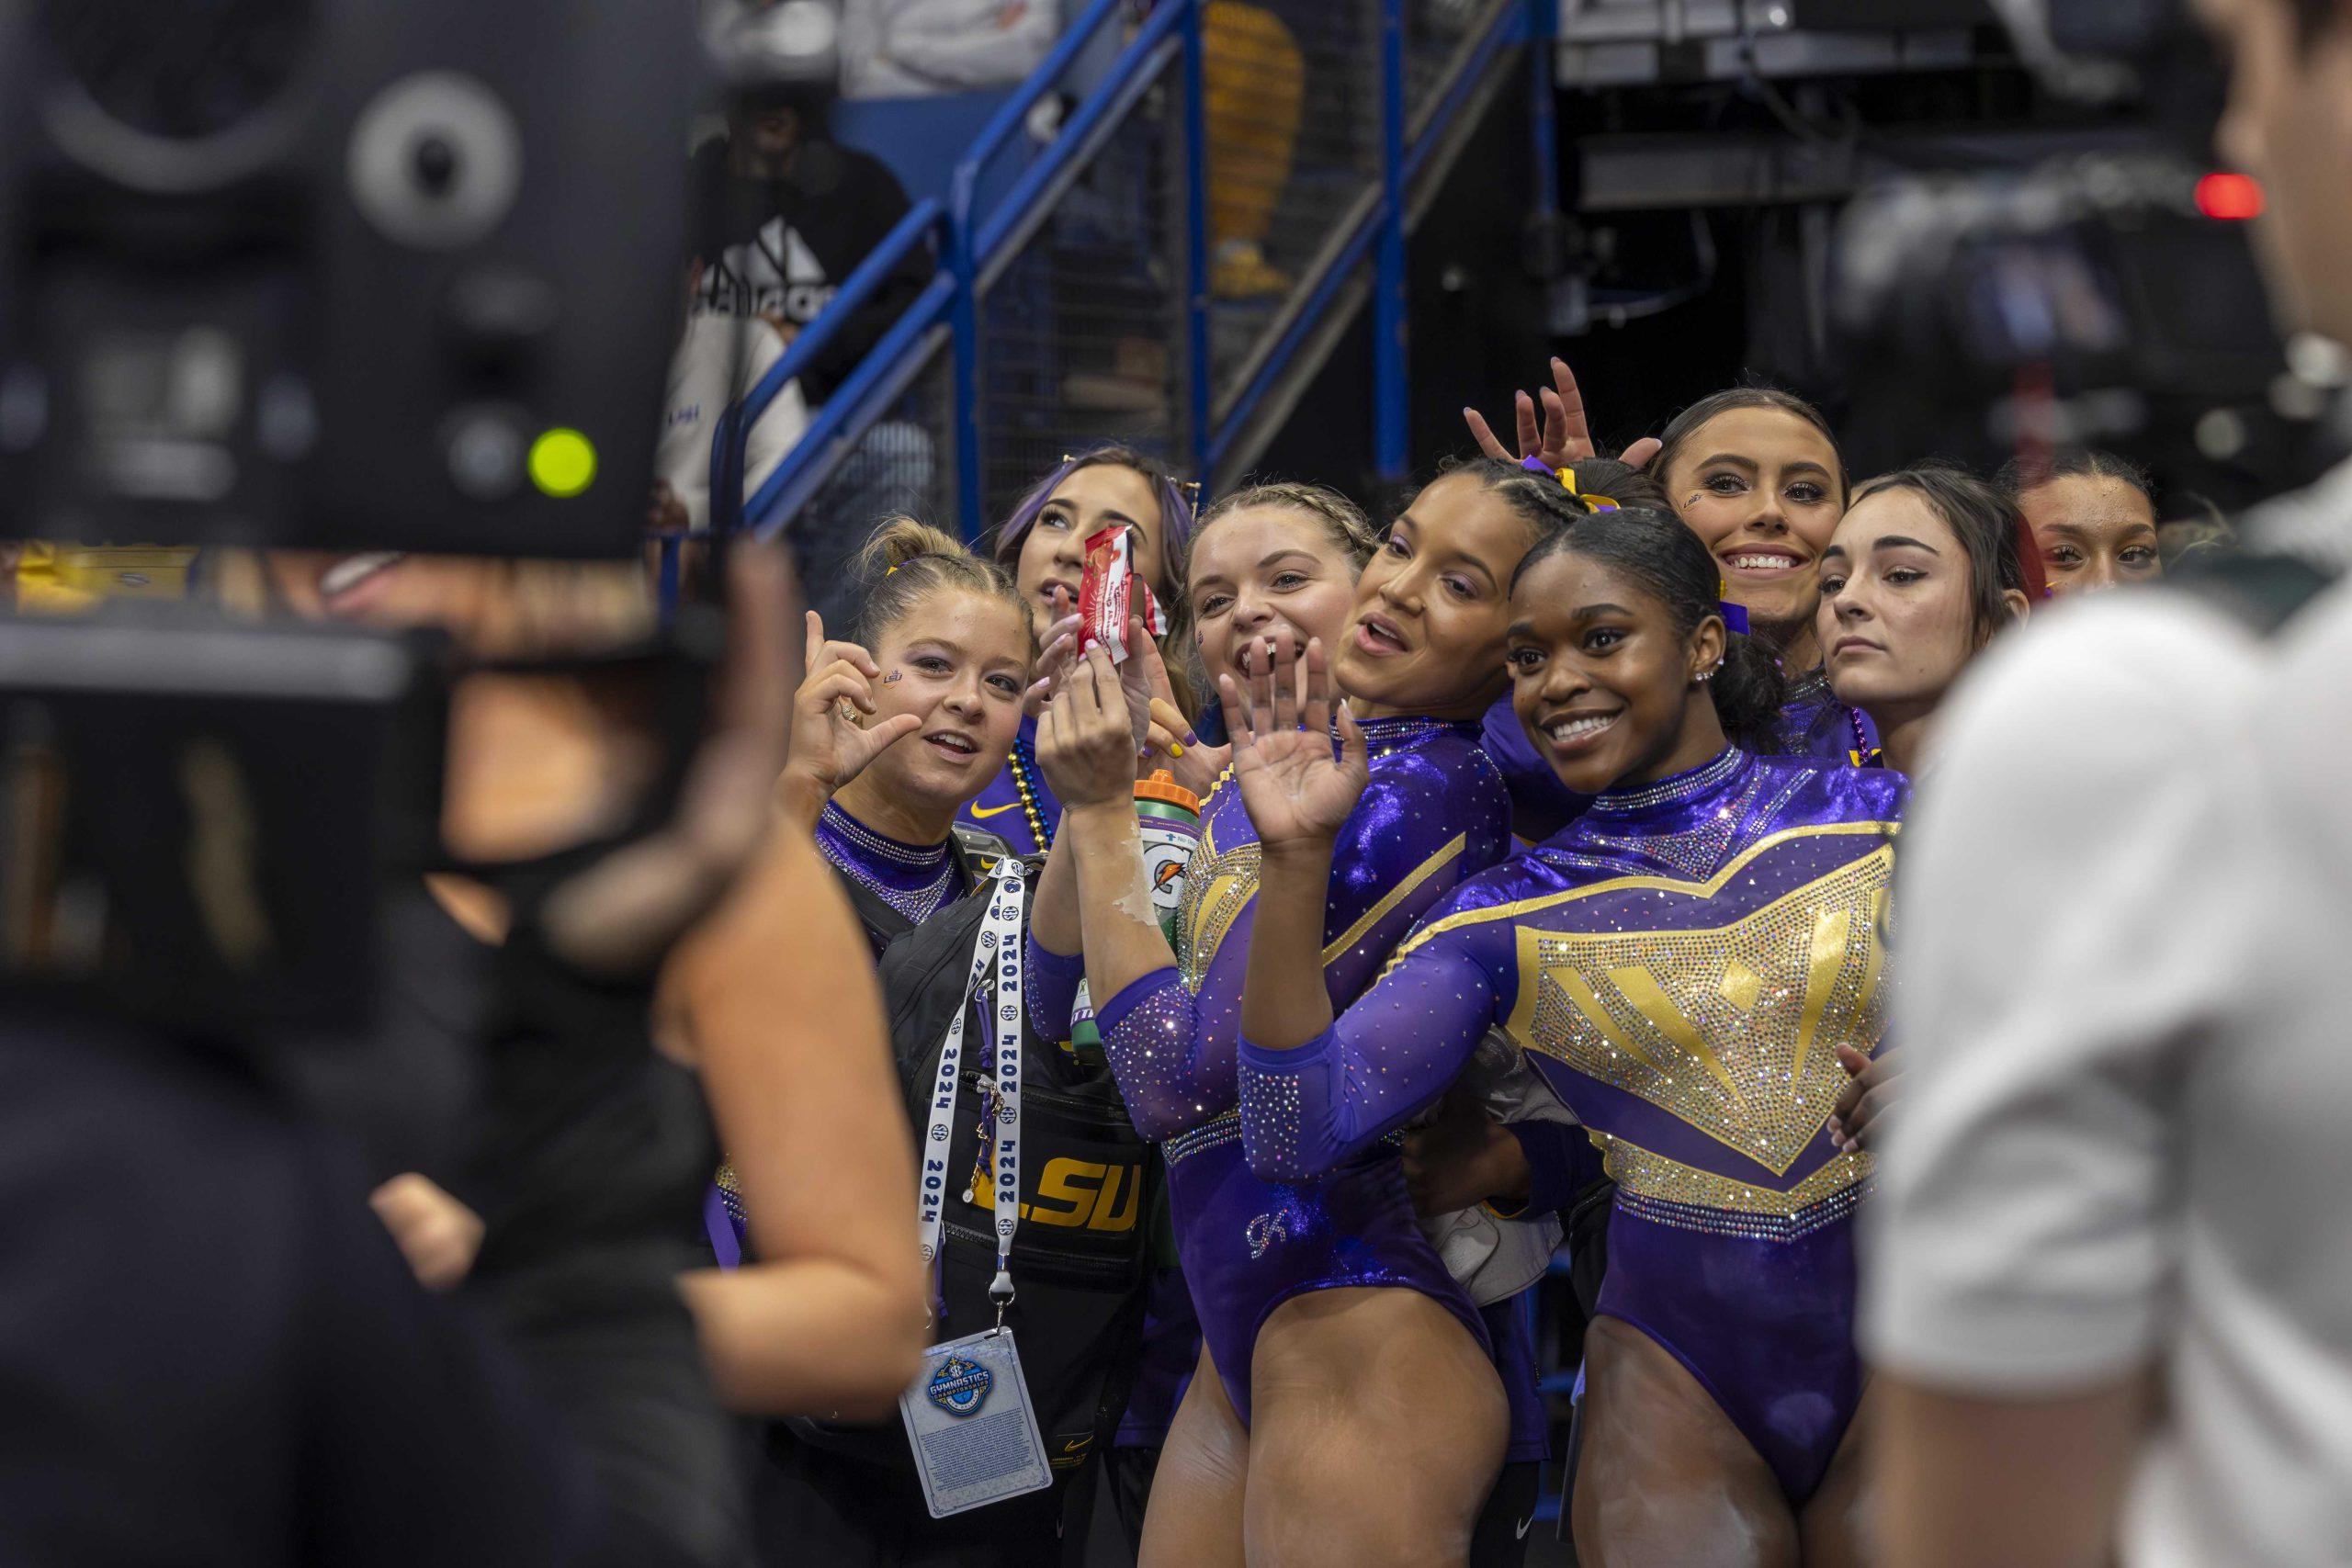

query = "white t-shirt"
[
  {"left": 1864, "top": 579, "right": 2352, "bottom": 1567},
  {"left": 839, "top": 0, "right": 1058, "bottom": 100},
  {"left": 658, "top": 312, "right": 807, "bottom": 533}
]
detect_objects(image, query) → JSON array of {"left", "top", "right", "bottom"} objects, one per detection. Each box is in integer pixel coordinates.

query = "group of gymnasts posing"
[{"left": 777, "top": 360, "right": 2166, "bottom": 1568}]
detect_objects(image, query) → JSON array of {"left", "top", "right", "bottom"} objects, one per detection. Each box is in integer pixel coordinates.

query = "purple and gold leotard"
[
  {"left": 1037, "top": 716, "right": 1510, "bottom": 1425},
  {"left": 1780, "top": 671, "right": 1879, "bottom": 765},
  {"left": 1238, "top": 749, "right": 1904, "bottom": 1498}
]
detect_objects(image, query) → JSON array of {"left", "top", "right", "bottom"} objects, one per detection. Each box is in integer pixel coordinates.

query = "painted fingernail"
[{"left": 1168, "top": 742, "right": 1186, "bottom": 757}]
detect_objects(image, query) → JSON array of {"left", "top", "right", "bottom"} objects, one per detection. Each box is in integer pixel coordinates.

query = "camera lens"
[
  {"left": 412, "top": 135, "right": 458, "bottom": 197},
  {"left": 39, "top": 0, "right": 313, "bottom": 143}
]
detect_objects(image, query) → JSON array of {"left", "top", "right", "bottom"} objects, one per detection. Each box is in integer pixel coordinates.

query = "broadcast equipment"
[
  {"left": 0, "top": 0, "right": 729, "bottom": 1035},
  {"left": 1829, "top": 0, "right": 2317, "bottom": 499},
  {"left": 1830, "top": 152, "right": 2289, "bottom": 491},
  {"left": 0, "top": 0, "right": 702, "bottom": 557}
]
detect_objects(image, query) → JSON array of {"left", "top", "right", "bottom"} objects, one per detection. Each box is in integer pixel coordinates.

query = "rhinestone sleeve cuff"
[{"left": 1236, "top": 1028, "right": 1349, "bottom": 1182}]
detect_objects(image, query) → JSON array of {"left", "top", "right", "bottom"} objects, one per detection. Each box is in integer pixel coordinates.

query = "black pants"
[
  {"left": 477, "top": 1258, "right": 751, "bottom": 1568},
  {"left": 1104, "top": 1444, "right": 1158, "bottom": 1557},
  {"left": 752, "top": 1427, "right": 1093, "bottom": 1568},
  {"left": 1470, "top": 1461, "right": 1544, "bottom": 1568}
]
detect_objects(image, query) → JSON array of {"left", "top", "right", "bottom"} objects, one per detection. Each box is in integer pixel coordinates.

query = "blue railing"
[{"left": 722, "top": 0, "right": 1554, "bottom": 547}]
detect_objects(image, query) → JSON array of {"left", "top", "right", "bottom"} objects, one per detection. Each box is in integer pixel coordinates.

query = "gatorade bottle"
[
  {"left": 1134, "top": 771, "right": 1202, "bottom": 947},
  {"left": 1069, "top": 772, "right": 1202, "bottom": 1062}
]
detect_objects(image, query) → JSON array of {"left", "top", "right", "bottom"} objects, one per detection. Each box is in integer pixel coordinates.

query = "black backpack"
[{"left": 793, "top": 836, "right": 1151, "bottom": 1482}]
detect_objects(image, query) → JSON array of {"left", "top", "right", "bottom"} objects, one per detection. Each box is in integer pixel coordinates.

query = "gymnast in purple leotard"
[
  {"left": 1028, "top": 466, "right": 1628, "bottom": 1567},
  {"left": 1230, "top": 505, "right": 1905, "bottom": 1566}
]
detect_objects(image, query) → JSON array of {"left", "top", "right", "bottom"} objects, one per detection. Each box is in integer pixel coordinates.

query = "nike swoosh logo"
[
  {"left": 1515, "top": 1518, "right": 1533, "bottom": 1540},
  {"left": 968, "top": 801, "right": 1021, "bottom": 819}
]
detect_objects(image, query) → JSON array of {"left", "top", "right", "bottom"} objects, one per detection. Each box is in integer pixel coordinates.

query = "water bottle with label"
[
  {"left": 1068, "top": 773, "right": 1201, "bottom": 1062},
  {"left": 1133, "top": 771, "right": 1202, "bottom": 946}
]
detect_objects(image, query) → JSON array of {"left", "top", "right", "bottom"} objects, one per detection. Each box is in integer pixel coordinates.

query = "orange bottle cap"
[{"left": 1134, "top": 770, "right": 1200, "bottom": 813}]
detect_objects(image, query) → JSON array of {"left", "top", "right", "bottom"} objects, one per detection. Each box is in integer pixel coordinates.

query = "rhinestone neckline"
[{"left": 1590, "top": 747, "right": 1747, "bottom": 814}]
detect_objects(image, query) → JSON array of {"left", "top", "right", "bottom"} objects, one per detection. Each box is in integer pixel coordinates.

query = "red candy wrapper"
[{"left": 1078, "top": 525, "right": 1166, "bottom": 663}]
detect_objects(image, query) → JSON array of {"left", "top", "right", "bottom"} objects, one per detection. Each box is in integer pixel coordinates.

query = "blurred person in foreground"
[{"left": 1864, "top": 1, "right": 2352, "bottom": 1564}]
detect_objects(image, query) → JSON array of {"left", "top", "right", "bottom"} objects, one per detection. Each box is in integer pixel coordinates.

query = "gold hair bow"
[{"left": 1559, "top": 468, "right": 1620, "bottom": 513}]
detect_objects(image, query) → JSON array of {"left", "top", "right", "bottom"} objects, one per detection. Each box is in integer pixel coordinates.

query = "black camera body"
[
  {"left": 0, "top": 606, "right": 448, "bottom": 1031},
  {"left": 0, "top": 4, "right": 717, "bottom": 1033},
  {"left": 0, "top": 2, "right": 701, "bottom": 557}
]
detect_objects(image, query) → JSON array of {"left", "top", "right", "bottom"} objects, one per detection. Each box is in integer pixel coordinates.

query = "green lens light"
[{"left": 528, "top": 427, "right": 598, "bottom": 498}]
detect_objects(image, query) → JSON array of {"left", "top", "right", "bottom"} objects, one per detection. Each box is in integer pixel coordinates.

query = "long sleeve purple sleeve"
[
  {"left": 1023, "top": 934, "right": 1087, "bottom": 1046},
  {"left": 1102, "top": 757, "right": 1503, "bottom": 1143},
  {"left": 1236, "top": 898, "right": 1517, "bottom": 1181}
]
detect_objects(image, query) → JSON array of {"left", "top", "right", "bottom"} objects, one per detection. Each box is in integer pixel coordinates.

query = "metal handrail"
[
  {"left": 948, "top": 0, "right": 1134, "bottom": 221},
  {"left": 709, "top": 196, "right": 944, "bottom": 536},
  {"left": 724, "top": 0, "right": 1558, "bottom": 542},
  {"left": 973, "top": 10, "right": 1188, "bottom": 266},
  {"left": 745, "top": 275, "right": 957, "bottom": 540},
  {"left": 948, "top": 0, "right": 1196, "bottom": 536}
]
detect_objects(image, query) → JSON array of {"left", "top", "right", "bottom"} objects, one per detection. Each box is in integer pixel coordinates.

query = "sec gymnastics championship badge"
[
  {"left": 925, "top": 1354, "right": 994, "bottom": 1417},
  {"left": 901, "top": 1330, "right": 1051, "bottom": 1515}
]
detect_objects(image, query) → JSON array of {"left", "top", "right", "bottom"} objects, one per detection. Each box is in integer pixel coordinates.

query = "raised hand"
[
  {"left": 778, "top": 609, "right": 922, "bottom": 811},
  {"left": 1216, "top": 635, "right": 1366, "bottom": 853},
  {"left": 1036, "top": 642, "right": 1148, "bottom": 810},
  {"left": 1023, "top": 587, "right": 1083, "bottom": 716},
  {"left": 1463, "top": 355, "right": 1663, "bottom": 473}
]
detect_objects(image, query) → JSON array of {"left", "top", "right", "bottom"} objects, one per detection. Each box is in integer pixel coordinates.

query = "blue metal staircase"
[{"left": 714, "top": 0, "right": 1558, "bottom": 546}]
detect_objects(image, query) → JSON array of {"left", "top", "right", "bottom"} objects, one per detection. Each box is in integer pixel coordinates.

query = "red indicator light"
[{"left": 2196, "top": 172, "right": 2266, "bottom": 220}]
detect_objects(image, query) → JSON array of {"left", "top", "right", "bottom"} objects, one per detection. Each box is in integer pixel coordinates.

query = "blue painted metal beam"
[
  {"left": 950, "top": 0, "right": 1192, "bottom": 536},
  {"left": 746, "top": 276, "right": 958, "bottom": 540},
  {"left": 729, "top": 0, "right": 1539, "bottom": 547},
  {"left": 951, "top": 0, "right": 1130, "bottom": 213},
  {"left": 1528, "top": 0, "right": 1560, "bottom": 223},
  {"left": 1374, "top": 0, "right": 1411, "bottom": 481},
  {"left": 1206, "top": 200, "right": 1385, "bottom": 469},
  {"left": 712, "top": 197, "right": 943, "bottom": 535},
  {"left": 1402, "top": 5, "right": 1533, "bottom": 190},
  {"left": 1179, "top": 0, "right": 1212, "bottom": 488},
  {"left": 946, "top": 166, "right": 987, "bottom": 541},
  {"left": 974, "top": 3, "right": 1192, "bottom": 264}
]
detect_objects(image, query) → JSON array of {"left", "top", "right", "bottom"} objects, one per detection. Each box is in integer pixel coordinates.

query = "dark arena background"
[{"left": 5, "top": 3, "right": 2348, "bottom": 1566}]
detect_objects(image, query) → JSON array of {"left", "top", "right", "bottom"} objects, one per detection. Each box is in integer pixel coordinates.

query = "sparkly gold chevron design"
[
  {"left": 1504, "top": 841, "right": 1894, "bottom": 1178},
  {"left": 1177, "top": 820, "right": 1472, "bottom": 993},
  {"left": 1589, "top": 1128, "right": 1871, "bottom": 1227},
  {"left": 1179, "top": 813, "right": 1261, "bottom": 993}
]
